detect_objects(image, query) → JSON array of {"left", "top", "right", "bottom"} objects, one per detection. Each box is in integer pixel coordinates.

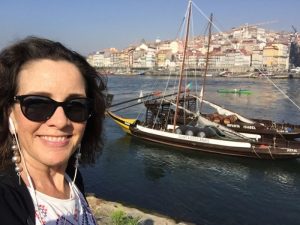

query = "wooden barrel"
[
  {"left": 212, "top": 114, "right": 223, "bottom": 123},
  {"left": 223, "top": 115, "right": 238, "bottom": 124}
]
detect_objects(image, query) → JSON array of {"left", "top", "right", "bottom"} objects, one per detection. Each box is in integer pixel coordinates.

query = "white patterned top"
[{"left": 27, "top": 176, "right": 97, "bottom": 225}]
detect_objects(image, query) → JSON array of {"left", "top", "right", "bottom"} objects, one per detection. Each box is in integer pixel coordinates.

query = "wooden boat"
[
  {"left": 107, "top": 1, "right": 300, "bottom": 159},
  {"left": 143, "top": 95, "right": 300, "bottom": 140},
  {"left": 107, "top": 111, "right": 300, "bottom": 159}
]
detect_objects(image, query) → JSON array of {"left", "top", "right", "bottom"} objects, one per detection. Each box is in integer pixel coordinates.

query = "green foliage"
[{"left": 110, "top": 210, "right": 141, "bottom": 225}]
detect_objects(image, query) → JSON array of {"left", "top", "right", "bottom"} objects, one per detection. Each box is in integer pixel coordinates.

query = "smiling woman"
[{"left": 0, "top": 36, "right": 107, "bottom": 225}]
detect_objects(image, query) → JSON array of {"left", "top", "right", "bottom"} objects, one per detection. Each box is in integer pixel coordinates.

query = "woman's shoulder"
[
  {"left": 0, "top": 169, "right": 35, "bottom": 224},
  {"left": 0, "top": 167, "right": 30, "bottom": 204},
  {"left": 0, "top": 166, "right": 17, "bottom": 187}
]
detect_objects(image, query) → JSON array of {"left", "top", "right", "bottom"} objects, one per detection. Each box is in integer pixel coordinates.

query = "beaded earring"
[
  {"left": 72, "top": 145, "right": 81, "bottom": 184},
  {"left": 11, "top": 137, "right": 22, "bottom": 185},
  {"left": 75, "top": 146, "right": 81, "bottom": 169}
]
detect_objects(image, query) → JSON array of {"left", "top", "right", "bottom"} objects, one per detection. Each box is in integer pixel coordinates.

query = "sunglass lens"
[
  {"left": 65, "top": 99, "right": 92, "bottom": 122},
  {"left": 21, "top": 96, "right": 54, "bottom": 121}
]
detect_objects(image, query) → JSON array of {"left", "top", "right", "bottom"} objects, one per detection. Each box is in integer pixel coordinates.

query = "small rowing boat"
[{"left": 217, "top": 88, "right": 252, "bottom": 94}]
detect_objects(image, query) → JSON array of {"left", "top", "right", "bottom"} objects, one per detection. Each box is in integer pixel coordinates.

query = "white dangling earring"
[
  {"left": 11, "top": 137, "right": 22, "bottom": 185},
  {"left": 9, "top": 118, "right": 23, "bottom": 185},
  {"left": 72, "top": 144, "right": 81, "bottom": 184},
  {"left": 9, "top": 118, "right": 45, "bottom": 222}
]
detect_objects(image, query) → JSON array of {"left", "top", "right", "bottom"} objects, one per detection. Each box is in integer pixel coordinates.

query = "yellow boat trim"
[{"left": 106, "top": 111, "right": 136, "bottom": 134}]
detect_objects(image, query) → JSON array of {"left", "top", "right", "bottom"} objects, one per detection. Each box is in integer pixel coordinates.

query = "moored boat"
[{"left": 107, "top": 110, "right": 300, "bottom": 159}]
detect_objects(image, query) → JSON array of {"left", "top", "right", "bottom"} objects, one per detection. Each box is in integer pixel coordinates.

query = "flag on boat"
[
  {"left": 199, "top": 87, "right": 204, "bottom": 103},
  {"left": 185, "top": 82, "right": 192, "bottom": 91},
  {"left": 137, "top": 90, "right": 143, "bottom": 103}
]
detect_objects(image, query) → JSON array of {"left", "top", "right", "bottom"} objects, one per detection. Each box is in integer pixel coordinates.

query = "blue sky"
[{"left": 0, "top": 0, "right": 299, "bottom": 56}]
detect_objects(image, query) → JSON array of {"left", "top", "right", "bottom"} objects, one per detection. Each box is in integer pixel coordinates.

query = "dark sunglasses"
[{"left": 13, "top": 95, "right": 93, "bottom": 122}]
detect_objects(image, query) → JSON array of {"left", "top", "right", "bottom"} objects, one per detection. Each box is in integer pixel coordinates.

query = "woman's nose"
[{"left": 45, "top": 106, "right": 70, "bottom": 127}]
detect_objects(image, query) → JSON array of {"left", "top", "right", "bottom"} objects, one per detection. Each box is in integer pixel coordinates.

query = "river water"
[{"left": 81, "top": 75, "right": 300, "bottom": 225}]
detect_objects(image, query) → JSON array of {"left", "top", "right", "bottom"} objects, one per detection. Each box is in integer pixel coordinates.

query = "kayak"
[{"left": 217, "top": 89, "right": 252, "bottom": 94}]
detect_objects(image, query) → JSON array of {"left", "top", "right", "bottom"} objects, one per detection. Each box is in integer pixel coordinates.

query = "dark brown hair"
[{"left": 0, "top": 36, "right": 107, "bottom": 169}]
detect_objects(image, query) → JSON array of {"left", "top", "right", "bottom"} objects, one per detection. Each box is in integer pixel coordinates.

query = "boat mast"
[
  {"left": 173, "top": 0, "right": 192, "bottom": 132},
  {"left": 199, "top": 13, "right": 213, "bottom": 112}
]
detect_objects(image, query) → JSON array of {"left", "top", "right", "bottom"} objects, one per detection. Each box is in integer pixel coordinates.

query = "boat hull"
[
  {"left": 106, "top": 111, "right": 137, "bottom": 134},
  {"left": 127, "top": 125, "right": 300, "bottom": 160}
]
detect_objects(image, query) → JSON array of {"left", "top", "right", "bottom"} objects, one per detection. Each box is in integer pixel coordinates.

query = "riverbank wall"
[{"left": 86, "top": 194, "right": 194, "bottom": 225}]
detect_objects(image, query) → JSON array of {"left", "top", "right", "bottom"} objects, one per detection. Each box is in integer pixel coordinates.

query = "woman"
[{"left": 0, "top": 37, "right": 106, "bottom": 224}]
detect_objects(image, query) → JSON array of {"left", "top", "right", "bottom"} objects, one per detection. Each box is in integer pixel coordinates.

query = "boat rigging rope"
[
  {"left": 268, "top": 146, "right": 275, "bottom": 160},
  {"left": 262, "top": 77, "right": 300, "bottom": 111},
  {"left": 192, "top": 1, "right": 300, "bottom": 113},
  {"left": 151, "top": 74, "right": 177, "bottom": 129},
  {"left": 251, "top": 146, "right": 261, "bottom": 159},
  {"left": 135, "top": 75, "right": 164, "bottom": 121}
]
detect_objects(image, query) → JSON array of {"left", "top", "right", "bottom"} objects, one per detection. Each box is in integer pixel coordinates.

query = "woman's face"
[{"left": 10, "top": 59, "right": 87, "bottom": 170}]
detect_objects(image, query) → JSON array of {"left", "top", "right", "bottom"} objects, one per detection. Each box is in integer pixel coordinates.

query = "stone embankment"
[{"left": 87, "top": 195, "right": 194, "bottom": 225}]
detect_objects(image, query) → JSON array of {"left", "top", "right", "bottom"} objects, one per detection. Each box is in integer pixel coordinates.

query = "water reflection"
[
  {"left": 109, "top": 133, "right": 300, "bottom": 187},
  {"left": 96, "top": 131, "right": 300, "bottom": 224},
  {"left": 263, "top": 161, "right": 300, "bottom": 191}
]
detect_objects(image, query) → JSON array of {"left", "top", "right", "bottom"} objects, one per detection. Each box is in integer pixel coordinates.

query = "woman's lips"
[{"left": 39, "top": 135, "right": 71, "bottom": 147}]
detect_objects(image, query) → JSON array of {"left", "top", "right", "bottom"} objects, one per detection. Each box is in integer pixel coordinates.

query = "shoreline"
[
  {"left": 104, "top": 72, "right": 300, "bottom": 79},
  {"left": 86, "top": 194, "right": 194, "bottom": 225}
]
